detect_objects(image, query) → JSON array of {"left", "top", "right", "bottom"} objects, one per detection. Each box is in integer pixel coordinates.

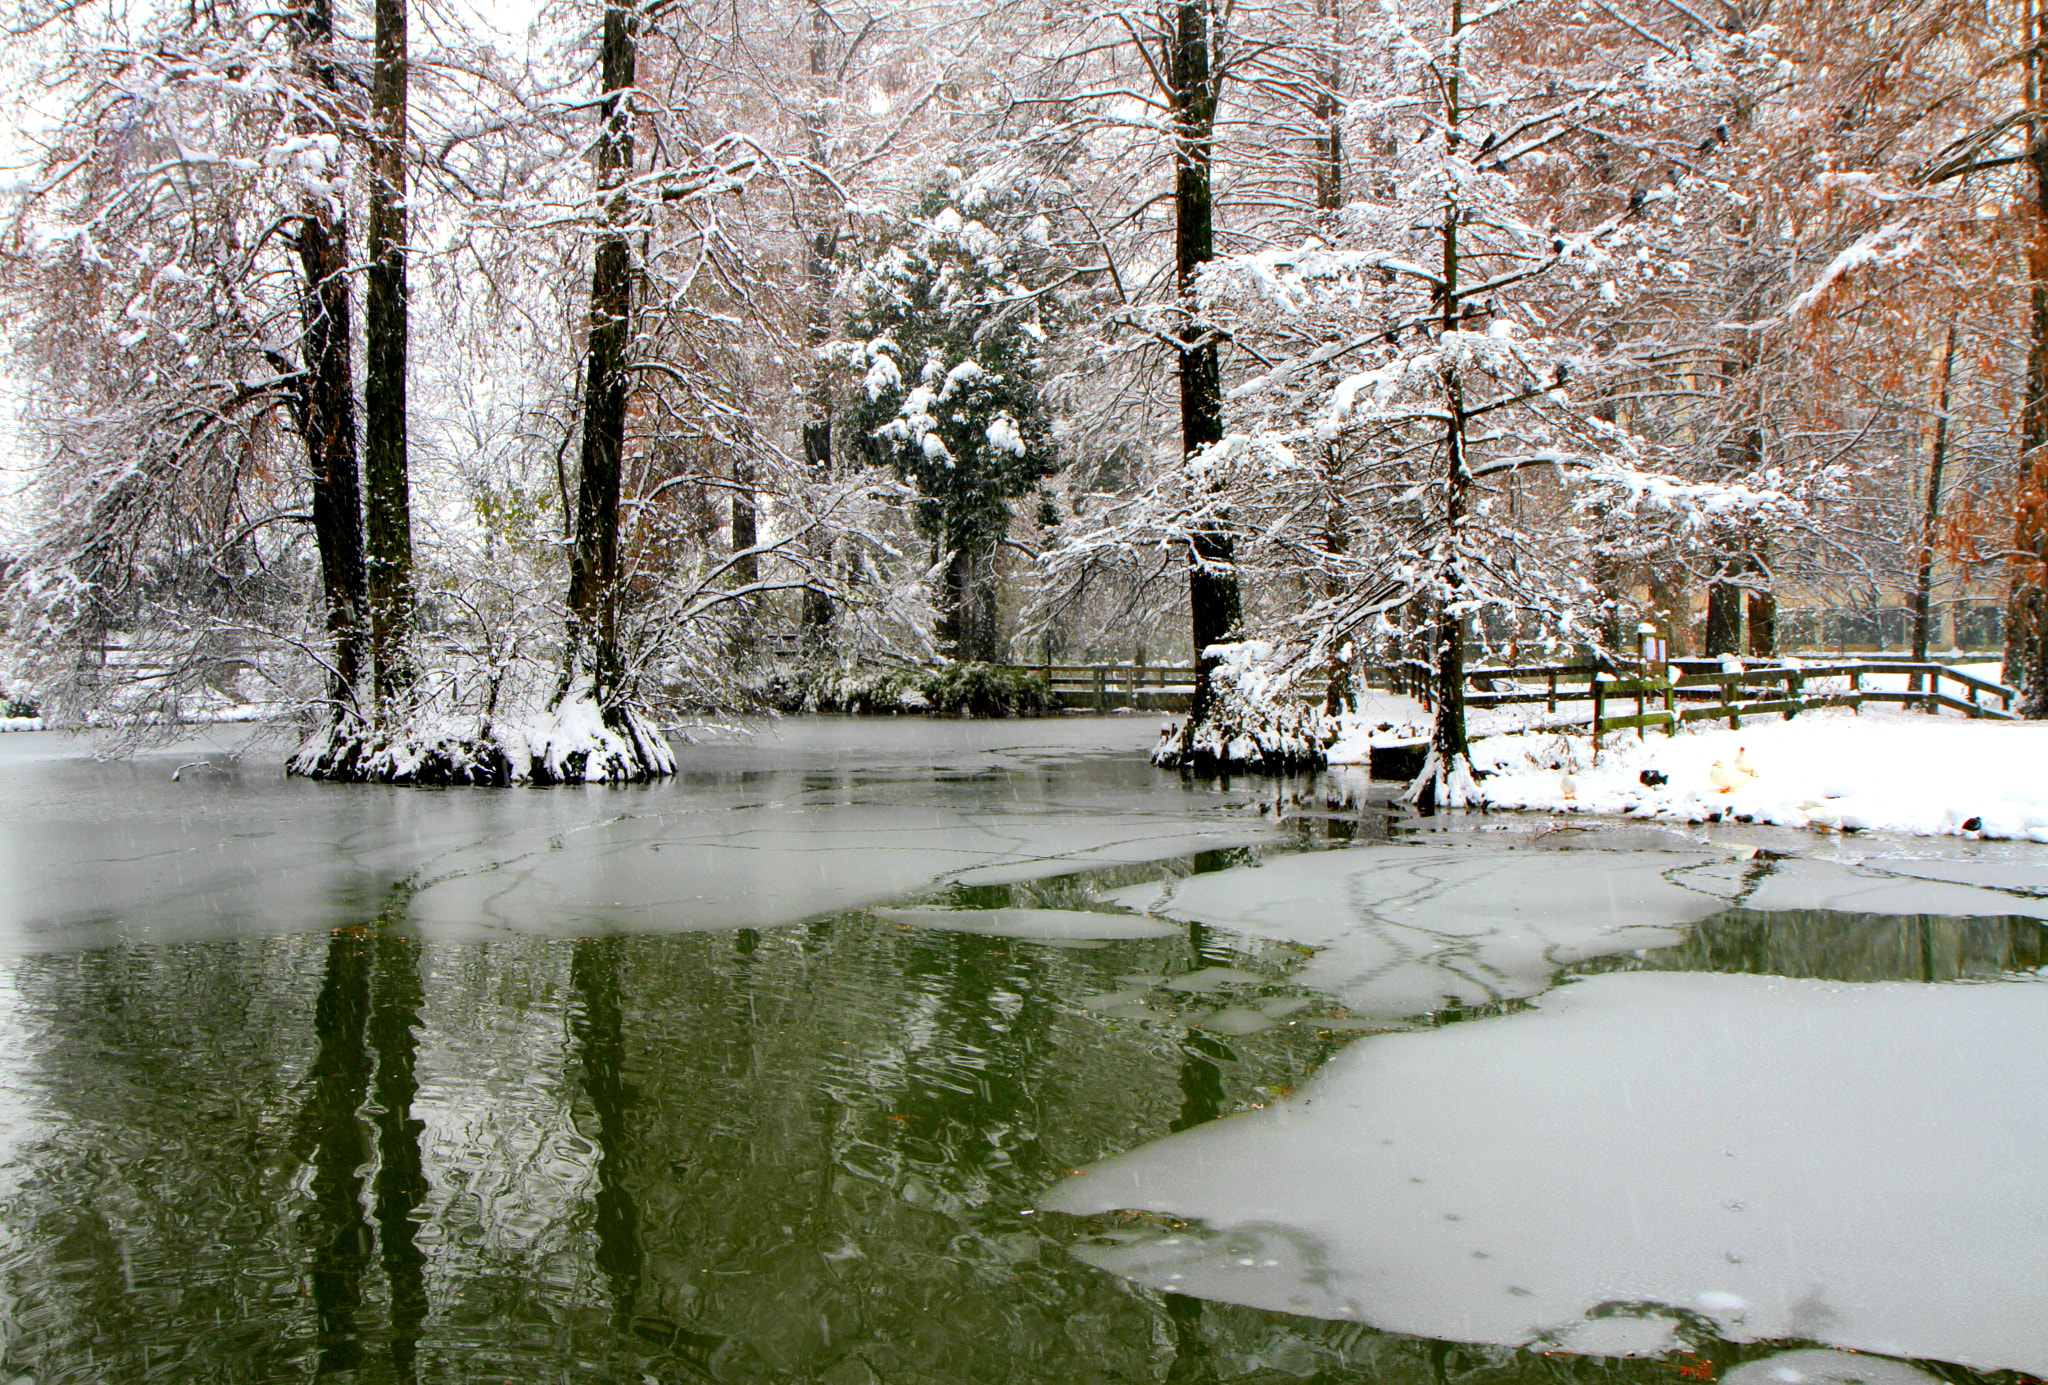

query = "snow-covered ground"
[
  {"left": 1476, "top": 709, "right": 2048, "bottom": 840},
  {"left": 1325, "top": 662, "right": 2048, "bottom": 842}
]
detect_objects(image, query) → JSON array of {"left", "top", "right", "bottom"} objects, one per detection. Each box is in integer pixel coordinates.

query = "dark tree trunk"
[
  {"left": 2012, "top": 37, "right": 2048, "bottom": 716},
  {"left": 364, "top": 0, "right": 414, "bottom": 712},
  {"left": 288, "top": 0, "right": 365, "bottom": 713},
  {"left": 1705, "top": 572, "right": 1743, "bottom": 656},
  {"left": 799, "top": 415, "right": 834, "bottom": 645},
  {"left": 939, "top": 540, "right": 1001, "bottom": 664},
  {"left": 1420, "top": 0, "right": 1471, "bottom": 807},
  {"left": 1313, "top": 0, "right": 1350, "bottom": 714},
  {"left": 1171, "top": 0, "right": 1240, "bottom": 723},
  {"left": 1312, "top": 0, "right": 1342, "bottom": 226},
  {"left": 731, "top": 452, "right": 759, "bottom": 653},
  {"left": 1913, "top": 326, "right": 1959, "bottom": 673},
  {"left": 562, "top": 0, "right": 638, "bottom": 704},
  {"left": 1746, "top": 583, "right": 1776, "bottom": 658},
  {"left": 799, "top": 0, "right": 838, "bottom": 651},
  {"left": 1648, "top": 568, "right": 1691, "bottom": 656}
]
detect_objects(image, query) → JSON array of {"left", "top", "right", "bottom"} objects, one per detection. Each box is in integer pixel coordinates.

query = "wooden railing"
[
  {"left": 1012, "top": 662, "right": 1199, "bottom": 711},
  {"left": 1001, "top": 654, "right": 2017, "bottom": 727},
  {"left": 1406, "top": 657, "right": 2015, "bottom": 733}
]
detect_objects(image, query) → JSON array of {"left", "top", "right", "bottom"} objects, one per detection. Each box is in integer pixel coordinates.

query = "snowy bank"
[{"left": 1472, "top": 708, "right": 2048, "bottom": 841}]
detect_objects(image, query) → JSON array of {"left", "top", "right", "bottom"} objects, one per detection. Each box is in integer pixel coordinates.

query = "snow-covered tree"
[{"left": 841, "top": 181, "right": 1063, "bottom": 661}]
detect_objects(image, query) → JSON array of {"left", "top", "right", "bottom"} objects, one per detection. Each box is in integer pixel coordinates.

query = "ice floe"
[
  {"left": 1041, "top": 970, "right": 2048, "bottom": 1375},
  {"left": 1109, "top": 845, "right": 1735, "bottom": 1018}
]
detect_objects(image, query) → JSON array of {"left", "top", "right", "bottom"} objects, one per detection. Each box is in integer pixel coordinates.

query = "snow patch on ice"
[
  {"left": 1108, "top": 844, "right": 1724, "bottom": 1018},
  {"left": 1041, "top": 971, "right": 2048, "bottom": 1375}
]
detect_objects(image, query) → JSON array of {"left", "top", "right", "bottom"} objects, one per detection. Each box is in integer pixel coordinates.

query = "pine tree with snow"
[{"left": 842, "top": 179, "right": 1062, "bottom": 663}]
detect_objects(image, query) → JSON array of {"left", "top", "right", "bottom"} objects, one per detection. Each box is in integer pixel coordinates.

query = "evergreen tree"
[{"left": 843, "top": 184, "right": 1061, "bottom": 663}]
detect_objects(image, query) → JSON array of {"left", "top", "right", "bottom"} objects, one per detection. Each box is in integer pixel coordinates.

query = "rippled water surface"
[{"left": 0, "top": 720, "right": 2042, "bottom": 1384}]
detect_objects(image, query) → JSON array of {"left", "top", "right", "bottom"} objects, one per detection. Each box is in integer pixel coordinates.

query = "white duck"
[{"left": 1708, "top": 746, "right": 1758, "bottom": 794}]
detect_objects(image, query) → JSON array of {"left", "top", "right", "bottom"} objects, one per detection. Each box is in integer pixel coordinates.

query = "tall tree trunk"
[
  {"left": 2012, "top": 12, "right": 2048, "bottom": 716},
  {"left": 289, "top": 0, "right": 365, "bottom": 713},
  {"left": 1745, "top": 574, "right": 1776, "bottom": 658},
  {"left": 1314, "top": 0, "right": 1352, "bottom": 714},
  {"left": 1912, "top": 324, "right": 1959, "bottom": 686},
  {"left": 1704, "top": 569, "right": 1743, "bottom": 655},
  {"left": 939, "top": 538, "right": 1001, "bottom": 664},
  {"left": 1172, "top": 0, "right": 1240, "bottom": 723},
  {"left": 364, "top": 0, "right": 415, "bottom": 713},
  {"left": 731, "top": 452, "right": 759, "bottom": 654},
  {"left": 1420, "top": 0, "right": 1470, "bottom": 808},
  {"left": 1311, "top": 0, "right": 1343, "bottom": 230},
  {"left": 563, "top": 0, "right": 638, "bottom": 704},
  {"left": 799, "top": 0, "right": 838, "bottom": 652}
]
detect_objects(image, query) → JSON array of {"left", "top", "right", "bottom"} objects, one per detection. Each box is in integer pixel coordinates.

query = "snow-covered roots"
[
  {"left": 1397, "top": 745, "right": 1482, "bottom": 814},
  {"left": 288, "top": 694, "right": 675, "bottom": 786},
  {"left": 1152, "top": 642, "right": 1334, "bottom": 774}
]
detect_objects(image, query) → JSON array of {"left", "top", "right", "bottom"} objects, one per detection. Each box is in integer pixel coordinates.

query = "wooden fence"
[
  {"left": 1013, "top": 654, "right": 2016, "bottom": 728},
  {"left": 1405, "top": 657, "right": 2015, "bottom": 734}
]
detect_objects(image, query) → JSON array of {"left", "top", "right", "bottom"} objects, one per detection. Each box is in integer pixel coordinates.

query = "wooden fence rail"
[
  {"left": 1410, "top": 658, "right": 2015, "bottom": 732},
  {"left": 987, "top": 655, "right": 2018, "bottom": 727}
]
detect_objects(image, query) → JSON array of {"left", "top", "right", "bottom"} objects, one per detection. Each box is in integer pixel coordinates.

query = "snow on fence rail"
[{"left": 1398, "top": 656, "right": 2015, "bottom": 734}]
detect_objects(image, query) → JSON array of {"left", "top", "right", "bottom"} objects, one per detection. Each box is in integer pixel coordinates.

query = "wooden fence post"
[{"left": 1094, "top": 665, "right": 1108, "bottom": 713}]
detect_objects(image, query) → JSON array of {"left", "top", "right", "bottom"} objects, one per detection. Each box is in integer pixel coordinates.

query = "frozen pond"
[{"left": 0, "top": 719, "right": 2042, "bottom": 1382}]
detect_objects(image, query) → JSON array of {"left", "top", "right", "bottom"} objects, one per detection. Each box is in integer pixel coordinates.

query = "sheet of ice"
[
  {"left": 1723, "top": 1350, "right": 1943, "bottom": 1385},
  {"left": 1041, "top": 971, "right": 2048, "bottom": 1375},
  {"left": 871, "top": 907, "right": 1180, "bottom": 940},
  {"left": 1741, "top": 857, "right": 2048, "bottom": 920},
  {"left": 1474, "top": 709, "right": 2048, "bottom": 841},
  {"left": 1842, "top": 854, "right": 2048, "bottom": 898},
  {"left": 1107, "top": 846, "right": 1732, "bottom": 1018},
  {"left": 0, "top": 720, "right": 1285, "bottom": 951}
]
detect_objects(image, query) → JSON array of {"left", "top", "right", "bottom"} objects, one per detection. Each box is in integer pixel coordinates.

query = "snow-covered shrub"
[
  {"left": 801, "top": 666, "right": 926, "bottom": 715},
  {"left": 1153, "top": 642, "right": 1332, "bottom": 773},
  {"left": 919, "top": 662, "right": 1054, "bottom": 718}
]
